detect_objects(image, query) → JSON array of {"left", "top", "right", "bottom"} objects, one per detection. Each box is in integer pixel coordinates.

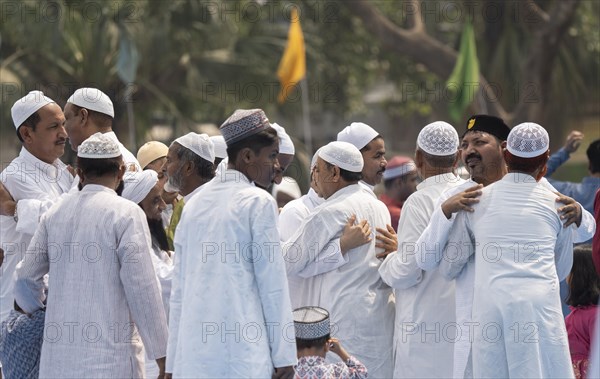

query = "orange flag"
[{"left": 277, "top": 8, "right": 306, "bottom": 103}]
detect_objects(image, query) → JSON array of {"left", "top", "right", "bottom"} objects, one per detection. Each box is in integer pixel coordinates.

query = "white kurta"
[
  {"left": 166, "top": 169, "right": 296, "bottom": 377},
  {"left": 378, "top": 173, "right": 465, "bottom": 379},
  {"left": 279, "top": 188, "right": 326, "bottom": 309},
  {"left": 0, "top": 147, "right": 73, "bottom": 323},
  {"left": 283, "top": 184, "right": 394, "bottom": 378},
  {"left": 104, "top": 131, "right": 142, "bottom": 172},
  {"left": 14, "top": 184, "right": 168, "bottom": 378},
  {"left": 451, "top": 173, "right": 574, "bottom": 379}
]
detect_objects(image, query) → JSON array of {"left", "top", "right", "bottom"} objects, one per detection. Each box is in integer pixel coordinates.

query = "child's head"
[
  {"left": 293, "top": 306, "right": 331, "bottom": 353},
  {"left": 566, "top": 244, "right": 600, "bottom": 307}
]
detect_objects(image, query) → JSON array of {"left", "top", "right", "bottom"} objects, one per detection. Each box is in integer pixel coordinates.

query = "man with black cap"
[{"left": 166, "top": 109, "right": 296, "bottom": 378}]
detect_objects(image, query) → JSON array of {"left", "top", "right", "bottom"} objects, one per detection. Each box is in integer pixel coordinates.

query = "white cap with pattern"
[
  {"left": 78, "top": 132, "right": 121, "bottom": 159},
  {"left": 271, "top": 123, "right": 295, "bottom": 155},
  {"left": 417, "top": 121, "right": 459, "bottom": 156},
  {"left": 293, "top": 306, "right": 330, "bottom": 340},
  {"left": 11, "top": 91, "right": 56, "bottom": 129},
  {"left": 67, "top": 88, "right": 114, "bottom": 118},
  {"left": 318, "top": 141, "right": 364, "bottom": 173},
  {"left": 175, "top": 132, "right": 215, "bottom": 163},
  {"left": 507, "top": 122, "right": 550, "bottom": 158},
  {"left": 209, "top": 135, "right": 228, "bottom": 159},
  {"left": 337, "top": 122, "right": 379, "bottom": 150}
]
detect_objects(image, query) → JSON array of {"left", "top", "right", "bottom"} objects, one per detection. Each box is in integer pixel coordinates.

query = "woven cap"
[
  {"left": 318, "top": 141, "right": 364, "bottom": 173},
  {"left": 11, "top": 90, "right": 55, "bottom": 129},
  {"left": 174, "top": 132, "right": 215, "bottom": 163},
  {"left": 78, "top": 132, "right": 121, "bottom": 159},
  {"left": 220, "top": 109, "right": 271, "bottom": 145},
  {"left": 337, "top": 122, "right": 379, "bottom": 150},
  {"left": 67, "top": 88, "right": 114, "bottom": 118},
  {"left": 293, "top": 306, "right": 330, "bottom": 340},
  {"left": 417, "top": 121, "right": 459, "bottom": 156},
  {"left": 507, "top": 122, "right": 550, "bottom": 158}
]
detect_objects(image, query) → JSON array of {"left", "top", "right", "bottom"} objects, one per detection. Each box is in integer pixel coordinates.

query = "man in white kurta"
[
  {"left": 440, "top": 123, "right": 575, "bottom": 378},
  {"left": 0, "top": 91, "right": 72, "bottom": 326},
  {"left": 284, "top": 141, "right": 394, "bottom": 378},
  {"left": 378, "top": 121, "right": 464, "bottom": 379},
  {"left": 166, "top": 109, "right": 296, "bottom": 377},
  {"left": 14, "top": 133, "right": 168, "bottom": 378}
]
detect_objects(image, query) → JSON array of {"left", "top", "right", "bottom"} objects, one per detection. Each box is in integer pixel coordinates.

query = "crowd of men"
[{"left": 0, "top": 88, "right": 598, "bottom": 379}]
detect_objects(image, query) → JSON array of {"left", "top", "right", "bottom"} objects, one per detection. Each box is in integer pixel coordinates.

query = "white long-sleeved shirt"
[
  {"left": 14, "top": 184, "right": 168, "bottom": 378},
  {"left": 167, "top": 169, "right": 296, "bottom": 377},
  {"left": 378, "top": 172, "right": 465, "bottom": 379}
]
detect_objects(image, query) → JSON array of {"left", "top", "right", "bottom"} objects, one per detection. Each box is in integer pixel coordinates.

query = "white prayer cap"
[
  {"left": 174, "top": 132, "right": 215, "bottom": 163},
  {"left": 11, "top": 90, "right": 55, "bottom": 129},
  {"left": 77, "top": 132, "right": 121, "bottom": 159},
  {"left": 383, "top": 156, "right": 417, "bottom": 180},
  {"left": 67, "top": 88, "right": 114, "bottom": 118},
  {"left": 310, "top": 148, "right": 322, "bottom": 170},
  {"left": 336, "top": 122, "right": 380, "bottom": 150},
  {"left": 137, "top": 141, "right": 168, "bottom": 169},
  {"left": 507, "top": 122, "right": 550, "bottom": 158},
  {"left": 209, "top": 135, "right": 228, "bottom": 159},
  {"left": 271, "top": 123, "right": 295, "bottom": 155},
  {"left": 318, "top": 141, "right": 364, "bottom": 173},
  {"left": 122, "top": 170, "right": 159, "bottom": 204},
  {"left": 417, "top": 121, "right": 459, "bottom": 156},
  {"left": 293, "top": 306, "right": 330, "bottom": 340},
  {"left": 272, "top": 177, "right": 302, "bottom": 200}
]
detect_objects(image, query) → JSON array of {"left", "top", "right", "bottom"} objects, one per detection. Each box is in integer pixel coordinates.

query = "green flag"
[{"left": 446, "top": 22, "right": 480, "bottom": 122}]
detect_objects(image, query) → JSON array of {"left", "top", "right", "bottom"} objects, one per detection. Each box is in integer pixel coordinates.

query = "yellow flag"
[{"left": 277, "top": 8, "right": 306, "bottom": 103}]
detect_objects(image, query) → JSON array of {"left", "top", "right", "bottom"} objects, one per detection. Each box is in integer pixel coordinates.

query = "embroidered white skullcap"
[
  {"left": 209, "top": 135, "right": 228, "bottom": 160},
  {"left": 220, "top": 109, "right": 271, "bottom": 145},
  {"left": 417, "top": 121, "right": 459, "bottom": 156},
  {"left": 310, "top": 148, "right": 322, "bottom": 170},
  {"left": 11, "top": 90, "right": 55, "bottom": 129},
  {"left": 272, "top": 177, "right": 302, "bottom": 200},
  {"left": 77, "top": 132, "right": 121, "bottom": 159},
  {"left": 383, "top": 156, "right": 417, "bottom": 180},
  {"left": 318, "top": 141, "right": 364, "bottom": 173},
  {"left": 67, "top": 88, "right": 114, "bottom": 118},
  {"left": 174, "top": 132, "right": 215, "bottom": 163},
  {"left": 293, "top": 306, "right": 330, "bottom": 340},
  {"left": 137, "top": 141, "right": 168, "bottom": 169},
  {"left": 336, "top": 122, "right": 380, "bottom": 150},
  {"left": 271, "top": 123, "right": 295, "bottom": 155},
  {"left": 122, "top": 170, "right": 159, "bottom": 204},
  {"left": 507, "top": 122, "right": 550, "bottom": 158}
]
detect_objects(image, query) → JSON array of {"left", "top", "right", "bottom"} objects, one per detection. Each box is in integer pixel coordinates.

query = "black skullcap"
[{"left": 462, "top": 115, "right": 510, "bottom": 141}]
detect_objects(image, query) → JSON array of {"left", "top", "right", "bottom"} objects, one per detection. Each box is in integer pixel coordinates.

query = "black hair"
[
  {"left": 175, "top": 143, "right": 216, "bottom": 180},
  {"left": 71, "top": 104, "right": 113, "bottom": 128},
  {"left": 359, "top": 135, "right": 383, "bottom": 153},
  {"left": 323, "top": 161, "right": 362, "bottom": 182},
  {"left": 77, "top": 156, "right": 123, "bottom": 178},
  {"left": 226, "top": 128, "right": 279, "bottom": 163},
  {"left": 566, "top": 244, "right": 600, "bottom": 307},
  {"left": 295, "top": 334, "right": 331, "bottom": 350},
  {"left": 504, "top": 151, "right": 548, "bottom": 174},
  {"left": 16, "top": 111, "right": 41, "bottom": 143},
  {"left": 147, "top": 217, "right": 170, "bottom": 252},
  {"left": 587, "top": 139, "right": 600, "bottom": 173},
  {"left": 420, "top": 150, "right": 457, "bottom": 169}
]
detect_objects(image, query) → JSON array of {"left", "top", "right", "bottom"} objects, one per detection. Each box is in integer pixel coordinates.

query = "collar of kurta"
[
  {"left": 19, "top": 146, "right": 68, "bottom": 181},
  {"left": 503, "top": 172, "right": 537, "bottom": 183},
  {"left": 417, "top": 172, "right": 461, "bottom": 191},
  {"left": 307, "top": 188, "right": 324, "bottom": 206},
  {"left": 328, "top": 183, "right": 361, "bottom": 202},
  {"left": 80, "top": 183, "right": 118, "bottom": 195},
  {"left": 221, "top": 169, "right": 252, "bottom": 185},
  {"left": 183, "top": 182, "right": 206, "bottom": 202}
]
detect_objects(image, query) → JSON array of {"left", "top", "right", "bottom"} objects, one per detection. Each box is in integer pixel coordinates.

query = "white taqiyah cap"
[
  {"left": 122, "top": 170, "right": 159, "bottom": 204},
  {"left": 336, "top": 122, "right": 379, "bottom": 150},
  {"left": 417, "top": 121, "right": 459, "bottom": 156},
  {"left": 507, "top": 122, "right": 550, "bottom": 158},
  {"left": 271, "top": 123, "right": 295, "bottom": 155},
  {"left": 318, "top": 141, "right": 364, "bottom": 173},
  {"left": 67, "top": 88, "right": 114, "bottom": 118},
  {"left": 209, "top": 135, "right": 228, "bottom": 160},
  {"left": 310, "top": 148, "right": 322, "bottom": 170},
  {"left": 175, "top": 132, "right": 215, "bottom": 163},
  {"left": 272, "top": 176, "right": 302, "bottom": 200},
  {"left": 77, "top": 132, "right": 121, "bottom": 159},
  {"left": 11, "top": 90, "right": 55, "bottom": 129}
]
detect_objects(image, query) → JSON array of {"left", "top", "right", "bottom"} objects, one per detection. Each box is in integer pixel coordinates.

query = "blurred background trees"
[{"left": 1, "top": 0, "right": 598, "bottom": 178}]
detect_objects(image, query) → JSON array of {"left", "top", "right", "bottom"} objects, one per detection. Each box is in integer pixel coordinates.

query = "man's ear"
[
  {"left": 19, "top": 126, "right": 34, "bottom": 144},
  {"left": 240, "top": 147, "right": 254, "bottom": 164},
  {"left": 117, "top": 163, "right": 126, "bottom": 181},
  {"left": 331, "top": 165, "right": 341, "bottom": 183},
  {"left": 79, "top": 108, "right": 89, "bottom": 125}
]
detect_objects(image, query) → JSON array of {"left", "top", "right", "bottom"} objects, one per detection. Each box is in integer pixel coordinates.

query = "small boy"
[{"left": 294, "top": 306, "right": 367, "bottom": 379}]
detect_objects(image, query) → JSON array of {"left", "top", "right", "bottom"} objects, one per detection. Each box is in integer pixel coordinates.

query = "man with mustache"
[
  {"left": 0, "top": 91, "right": 72, "bottom": 336},
  {"left": 163, "top": 132, "right": 215, "bottom": 245}
]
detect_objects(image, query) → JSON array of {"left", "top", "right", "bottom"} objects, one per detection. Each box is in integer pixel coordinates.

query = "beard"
[{"left": 164, "top": 172, "right": 183, "bottom": 193}]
